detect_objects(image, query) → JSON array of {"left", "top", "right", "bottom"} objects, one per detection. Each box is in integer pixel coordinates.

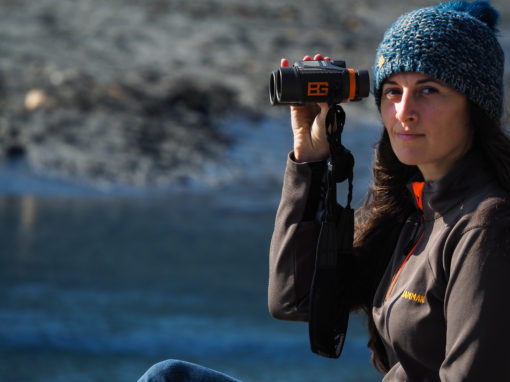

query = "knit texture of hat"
[{"left": 373, "top": 1, "right": 504, "bottom": 121}]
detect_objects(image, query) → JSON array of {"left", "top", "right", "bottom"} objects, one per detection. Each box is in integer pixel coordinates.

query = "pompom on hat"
[{"left": 373, "top": 1, "right": 505, "bottom": 121}]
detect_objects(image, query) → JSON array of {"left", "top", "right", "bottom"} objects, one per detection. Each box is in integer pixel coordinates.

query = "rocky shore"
[{"left": 1, "top": 0, "right": 509, "bottom": 188}]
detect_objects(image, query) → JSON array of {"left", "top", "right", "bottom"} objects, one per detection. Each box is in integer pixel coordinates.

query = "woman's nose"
[{"left": 395, "top": 90, "right": 418, "bottom": 124}]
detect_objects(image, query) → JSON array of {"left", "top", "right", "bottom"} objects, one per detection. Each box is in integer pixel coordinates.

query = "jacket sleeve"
[
  {"left": 440, "top": 203, "right": 510, "bottom": 380},
  {"left": 268, "top": 153, "right": 326, "bottom": 321}
]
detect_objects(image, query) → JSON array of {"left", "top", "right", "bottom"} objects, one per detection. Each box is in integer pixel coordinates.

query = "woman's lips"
[{"left": 396, "top": 132, "right": 425, "bottom": 141}]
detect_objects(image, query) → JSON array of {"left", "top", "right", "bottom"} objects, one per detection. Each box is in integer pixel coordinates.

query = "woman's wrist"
[
  {"left": 293, "top": 149, "right": 328, "bottom": 163},
  {"left": 290, "top": 151, "right": 327, "bottom": 164}
]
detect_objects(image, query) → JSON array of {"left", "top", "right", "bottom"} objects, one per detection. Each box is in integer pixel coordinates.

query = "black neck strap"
[
  {"left": 308, "top": 103, "right": 355, "bottom": 359},
  {"left": 324, "top": 103, "right": 354, "bottom": 210}
]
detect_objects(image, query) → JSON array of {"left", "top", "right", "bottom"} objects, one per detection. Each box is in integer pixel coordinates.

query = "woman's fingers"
[
  {"left": 312, "top": 54, "right": 331, "bottom": 61},
  {"left": 282, "top": 54, "right": 331, "bottom": 67}
]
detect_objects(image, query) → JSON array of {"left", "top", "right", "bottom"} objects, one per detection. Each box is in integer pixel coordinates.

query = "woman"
[{"left": 269, "top": 0, "right": 510, "bottom": 380}]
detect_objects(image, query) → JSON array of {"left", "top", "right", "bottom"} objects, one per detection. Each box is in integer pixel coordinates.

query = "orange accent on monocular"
[
  {"left": 307, "top": 81, "right": 329, "bottom": 96},
  {"left": 347, "top": 68, "right": 356, "bottom": 99},
  {"left": 412, "top": 181, "right": 424, "bottom": 211},
  {"left": 384, "top": 231, "right": 424, "bottom": 302}
]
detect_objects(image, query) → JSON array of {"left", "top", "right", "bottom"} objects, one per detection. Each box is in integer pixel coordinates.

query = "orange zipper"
[
  {"left": 384, "top": 231, "right": 424, "bottom": 302},
  {"left": 384, "top": 181, "right": 425, "bottom": 302}
]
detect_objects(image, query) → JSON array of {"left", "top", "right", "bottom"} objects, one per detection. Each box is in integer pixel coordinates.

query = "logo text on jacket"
[{"left": 401, "top": 289, "right": 425, "bottom": 304}]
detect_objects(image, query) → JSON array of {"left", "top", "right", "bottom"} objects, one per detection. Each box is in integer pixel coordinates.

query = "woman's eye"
[
  {"left": 421, "top": 86, "right": 438, "bottom": 95},
  {"left": 383, "top": 88, "right": 401, "bottom": 97}
]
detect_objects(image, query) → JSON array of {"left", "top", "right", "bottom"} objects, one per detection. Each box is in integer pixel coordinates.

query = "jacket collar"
[{"left": 408, "top": 149, "right": 493, "bottom": 220}]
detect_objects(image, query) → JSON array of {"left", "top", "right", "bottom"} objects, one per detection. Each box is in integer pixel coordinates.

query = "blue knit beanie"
[{"left": 373, "top": 1, "right": 504, "bottom": 121}]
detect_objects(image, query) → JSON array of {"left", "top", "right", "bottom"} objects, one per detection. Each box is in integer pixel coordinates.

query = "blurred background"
[{"left": 0, "top": 0, "right": 509, "bottom": 381}]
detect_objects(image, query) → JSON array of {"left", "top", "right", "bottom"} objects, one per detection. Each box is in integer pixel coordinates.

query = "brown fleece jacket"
[{"left": 269, "top": 150, "right": 510, "bottom": 381}]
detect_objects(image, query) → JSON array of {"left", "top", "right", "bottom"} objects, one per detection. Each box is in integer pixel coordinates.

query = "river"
[{"left": 0, "top": 113, "right": 383, "bottom": 382}]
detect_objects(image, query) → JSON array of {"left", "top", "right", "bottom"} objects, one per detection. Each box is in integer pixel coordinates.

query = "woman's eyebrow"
[{"left": 417, "top": 78, "right": 441, "bottom": 85}]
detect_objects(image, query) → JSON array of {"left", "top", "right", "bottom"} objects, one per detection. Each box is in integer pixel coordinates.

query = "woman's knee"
[
  {"left": 138, "top": 359, "right": 190, "bottom": 382},
  {"left": 138, "top": 359, "right": 240, "bottom": 382}
]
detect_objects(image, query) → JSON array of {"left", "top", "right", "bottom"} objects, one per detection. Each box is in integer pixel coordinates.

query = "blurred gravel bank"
[{"left": 1, "top": 0, "right": 509, "bottom": 188}]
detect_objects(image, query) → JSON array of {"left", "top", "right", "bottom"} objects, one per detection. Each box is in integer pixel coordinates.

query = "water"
[{"left": 0, "top": 113, "right": 383, "bottom": 382}]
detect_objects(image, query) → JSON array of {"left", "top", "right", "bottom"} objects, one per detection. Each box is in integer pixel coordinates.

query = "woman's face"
[{"left": 380, "top": 72, "right": 472, "bottom": 181}]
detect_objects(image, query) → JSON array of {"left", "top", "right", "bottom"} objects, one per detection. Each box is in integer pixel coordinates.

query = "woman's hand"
[{"left": 282, "top": 54, "right": 331, "bottom": 163}]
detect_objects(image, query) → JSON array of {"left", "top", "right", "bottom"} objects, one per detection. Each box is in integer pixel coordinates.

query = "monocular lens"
[{"left": 269, "top": 71, "right": 278, "bottom": 105}]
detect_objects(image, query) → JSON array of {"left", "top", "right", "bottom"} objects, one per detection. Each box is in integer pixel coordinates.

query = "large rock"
[{"left": 8, "top": 71, "right": 237, "bottom": 187}]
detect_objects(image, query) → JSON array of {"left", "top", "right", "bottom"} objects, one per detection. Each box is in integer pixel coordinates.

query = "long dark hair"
[{"left": 354, "top": 102, "right": 510, "bottom": 372}]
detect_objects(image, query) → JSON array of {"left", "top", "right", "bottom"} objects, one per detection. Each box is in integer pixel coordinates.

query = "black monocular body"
[{"left": 269, "top": 60, "right": 370, "bottom": 105}]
